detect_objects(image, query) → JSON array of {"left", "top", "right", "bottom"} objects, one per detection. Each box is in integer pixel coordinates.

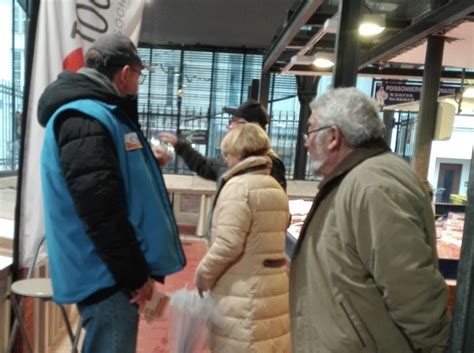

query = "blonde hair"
[{"left": 221, "top": 123, "right": 270, "bottom": 159}]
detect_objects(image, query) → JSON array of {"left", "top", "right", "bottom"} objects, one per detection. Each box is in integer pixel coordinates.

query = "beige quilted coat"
[{"left": 195, "top": 156, "right": 291, "bottom": 353}]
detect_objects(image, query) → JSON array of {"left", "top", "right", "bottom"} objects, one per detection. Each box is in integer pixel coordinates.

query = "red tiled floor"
[
  {"left": 137, "top": 238, "right": 209, "bottom": 353},
  {"left": 51, "top": 237, "right": 209, "bottom": 353}
]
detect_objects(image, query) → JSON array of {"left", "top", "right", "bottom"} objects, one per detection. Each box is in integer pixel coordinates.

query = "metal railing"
[
  {"left": 0, "top": 83, "right": 313, "bottom": 180},
  {"left": 0, "top": 81, "right": 22, "bottom": 174},
  {"left": 138, "top": 103, "right": 311, "bottom": 179}
]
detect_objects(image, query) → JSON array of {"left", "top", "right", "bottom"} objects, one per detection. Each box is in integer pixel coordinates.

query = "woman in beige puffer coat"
[{"left": 194, "top": 123, "right": 291, "bottom": 353}]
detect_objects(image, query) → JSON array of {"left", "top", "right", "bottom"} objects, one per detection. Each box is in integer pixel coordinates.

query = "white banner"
[{"left": 19, "top": 0, "right": 145, "bottom": 266}]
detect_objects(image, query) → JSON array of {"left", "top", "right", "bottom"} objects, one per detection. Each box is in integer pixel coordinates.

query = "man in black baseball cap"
[
  {"left": 158, "top": 98, "right": 286, "bottom": 190},
  {"left": 85, "top": 32, "right": 150, "bottom": 71},
  {"left": 223, "top": 99, "right": 269, "bottom": 129}
]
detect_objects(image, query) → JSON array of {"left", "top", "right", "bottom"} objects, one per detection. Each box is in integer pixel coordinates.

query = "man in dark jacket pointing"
[
  {"left": 39, "top": 32, "right": 185, "bottom": 353},
  {"left": 158, "top": 99, "right": 287, "bottom": 190}
]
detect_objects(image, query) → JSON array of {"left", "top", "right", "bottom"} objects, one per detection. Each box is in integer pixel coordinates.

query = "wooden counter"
[
  {"left": 163, "top": 175, "right": 215, "bottom": 237},
  {"left": 162, "top": 174, "right": 319, "bottom": 236},
  {"left": 287, "top": 180, "right": 319, "bottom": 199},
  {"left": 163, "top": 174, "right": 319, "bottom": 198},
  {"left": 0, "top": 255, "right": 12, "bottom": 351}
]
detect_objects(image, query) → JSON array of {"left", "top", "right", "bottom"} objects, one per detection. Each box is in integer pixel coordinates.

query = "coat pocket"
[{"left": 339, "top": 299, "right": 376, "bottom": 352}]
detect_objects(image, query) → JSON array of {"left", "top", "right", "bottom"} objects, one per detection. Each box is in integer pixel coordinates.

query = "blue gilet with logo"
[{"left": 41, "top": 99, "right": 186, "bottom": 304}]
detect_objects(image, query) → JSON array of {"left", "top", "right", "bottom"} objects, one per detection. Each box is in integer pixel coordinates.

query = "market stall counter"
[
  {"left": 285, "top": 198, "right": 464, "bottom": 310},
  {"left": 286, "top": 200, "right": 464, "bottom": 276},
  {"left": 162, "top": 174, "right": 320, "bottom": 237}
]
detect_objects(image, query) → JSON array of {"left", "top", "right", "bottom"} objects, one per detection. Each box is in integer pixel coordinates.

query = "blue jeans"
[{"left": 77, "top": 291, "right": 139, "bottom": 353}]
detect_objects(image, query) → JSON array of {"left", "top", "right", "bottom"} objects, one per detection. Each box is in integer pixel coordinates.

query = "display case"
[
  {"left": 285, "top": 200, "right": 312, "bottom": 261},
  {"left": 285, "top": 200, "right": 465, "bottom": 280},
  {"left": 435, "top": 203, "right": 466, "bottom": 279}
]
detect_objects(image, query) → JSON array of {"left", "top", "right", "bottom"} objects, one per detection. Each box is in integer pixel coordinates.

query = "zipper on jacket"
[{"left": 340, "top": 302, "right": 366, "bottom": 348}]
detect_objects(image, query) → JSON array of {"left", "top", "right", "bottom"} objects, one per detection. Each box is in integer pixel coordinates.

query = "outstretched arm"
[{"left": 159, "top": 132, "right": 225, "bottom": 181}]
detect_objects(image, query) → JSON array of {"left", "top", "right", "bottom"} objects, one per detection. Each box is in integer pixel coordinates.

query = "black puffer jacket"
[
  {"left": 38, "top": 70, "right": 150, "bottom": 303},
  {"left": 175, "top": 139, "right": 287, "bottom": 190}
]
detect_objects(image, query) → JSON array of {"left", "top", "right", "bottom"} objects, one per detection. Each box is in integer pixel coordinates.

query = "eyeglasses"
[
  {"left": 302, "top": 125, "right": 332, "bottom": 142},
  {"left": 130, "top": 68, "right": 147, "bottom": 84}
]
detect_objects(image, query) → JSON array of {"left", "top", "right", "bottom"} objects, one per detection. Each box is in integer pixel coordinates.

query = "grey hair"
[{"left": 310, "top": 87, "right": 385, "bottom": 148}]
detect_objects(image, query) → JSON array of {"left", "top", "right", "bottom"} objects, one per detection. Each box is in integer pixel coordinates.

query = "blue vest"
[{"left": 41, "top": 99, "right": 185, "bottom": 304}]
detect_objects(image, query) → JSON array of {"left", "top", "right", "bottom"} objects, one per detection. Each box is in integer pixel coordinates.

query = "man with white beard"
[{"left": 289, "top": 87, "right": 450, "bottom": 353}]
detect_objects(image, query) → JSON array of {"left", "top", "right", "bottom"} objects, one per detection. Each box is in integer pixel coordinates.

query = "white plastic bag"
[{"left": 167, "top": 289, "right": 222, "bottom": 353}]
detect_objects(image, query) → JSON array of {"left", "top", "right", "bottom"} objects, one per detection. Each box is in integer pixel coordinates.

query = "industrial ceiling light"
[
  {"left": 313, "top": 52, "right": 334, "bottom": 68},
  {"left": 359, "top": 14, "right": 386, "bottom": 37}
]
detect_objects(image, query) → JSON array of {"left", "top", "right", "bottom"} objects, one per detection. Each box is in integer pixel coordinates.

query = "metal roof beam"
[
  {"left": 282, "top": 65, "right": 474, "bottom": 80},
  {"left": 359, "top": 0, "right": 474, "bottom": 68},
  {"left": 305, "top": 9, "right": 336, "bottom": 25},
  {"left": 263, "top": 0, "right": 325, "bottom": 72}
]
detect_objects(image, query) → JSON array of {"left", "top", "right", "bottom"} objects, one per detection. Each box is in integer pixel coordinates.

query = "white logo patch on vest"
[{"left": 124, "top": 132, "right": 143, "bottom": 151}]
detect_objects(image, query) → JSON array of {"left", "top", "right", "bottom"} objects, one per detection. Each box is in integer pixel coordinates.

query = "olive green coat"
[{"left": 290, "top": 145, "right": 450, "bottom": 353}]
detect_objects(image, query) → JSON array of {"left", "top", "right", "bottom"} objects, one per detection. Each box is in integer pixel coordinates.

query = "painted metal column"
[
  {"left": 294, "top": 76, "right": 319, "bottom": 179},
  {"left": 448, "top": 147, "right": 474, "bottom": 353},
  {"left": 332, "top": 0, "right": 363, "bottom": 88},
  {"left": 383, "top": 110, "right": 395, "bottom": 147},
  {"left": 248, "top": 79, "right": 260, "bottom": 100},
  {"left": 259, "top": 71, "right": 271, "bottom": 109},
  {"left": 411, "top": 35, "right": 445, "bottom": 180}
]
